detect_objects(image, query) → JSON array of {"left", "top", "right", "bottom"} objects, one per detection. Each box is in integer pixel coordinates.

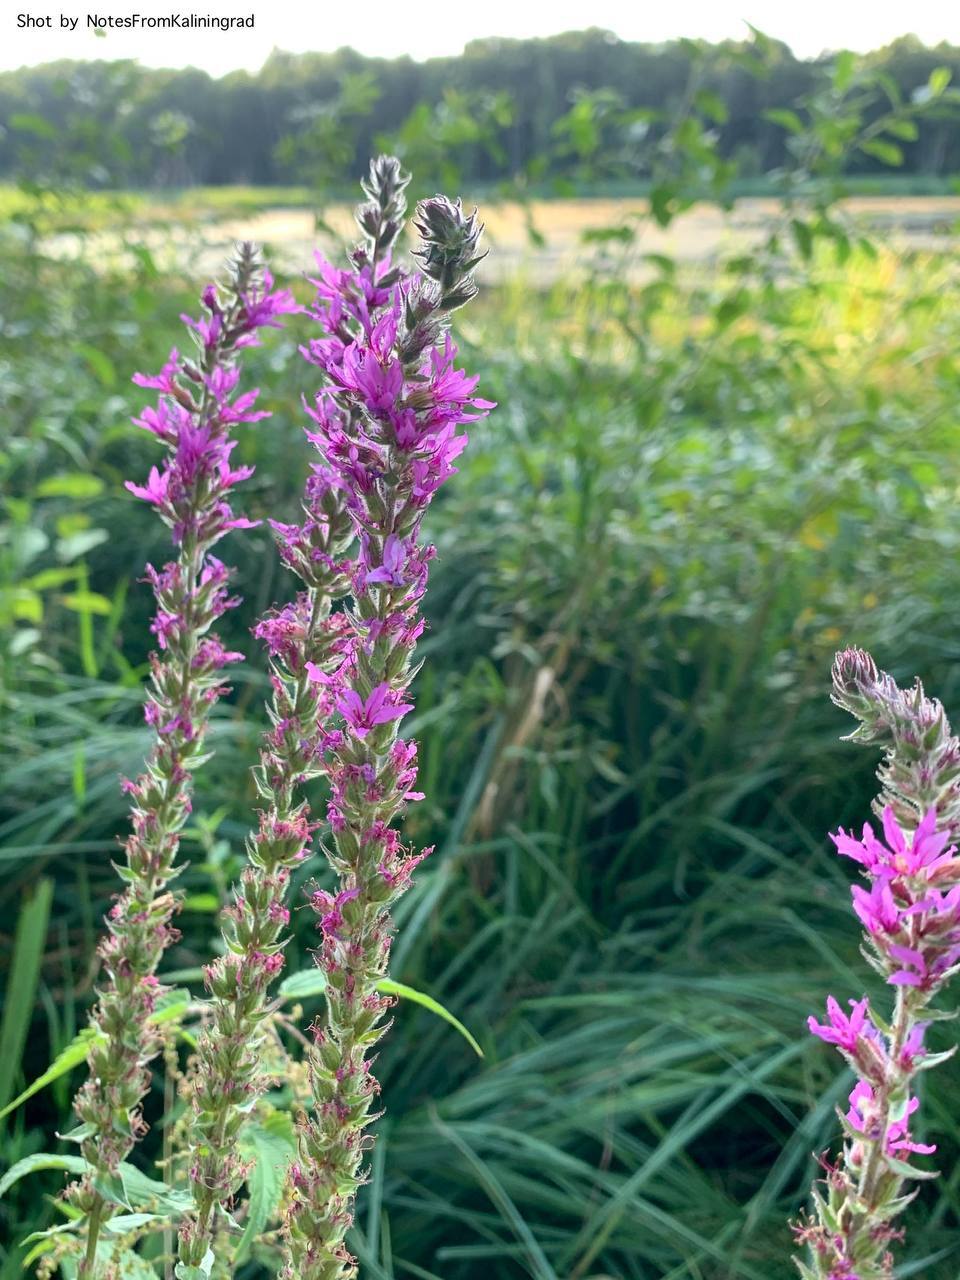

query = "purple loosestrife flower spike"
[
  {"left": 281, "top": 159, "right": 493, "bottom": 1280},
  {"left": 793, "top": 650, "right": 960, "bottom": 1280},
  {"left": 177, "top": 431, "right": 356, "bottom": 1279},
  {"left": 178, "top": 159, "right": 413, "bottom": 1278},
  {"left": 65, "top": 243, "right": 296, "bottom": 1278}
]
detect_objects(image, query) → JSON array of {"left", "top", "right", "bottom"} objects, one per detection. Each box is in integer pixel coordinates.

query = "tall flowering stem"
[
  {"left": 176, "top": 426, "right": 355, "bottom": 1277},
  {"left": 177, "top": 157, "right": 412, "bottom": 1276},
  {"left": 281, "top": 163, "right": 492, "bottom": 1279},
  {"left": 66, "top": 244, "right": 296, "bottom": 1276},
  {"left": 794, "top": 648, "right": 960, "bottom": 1280}
]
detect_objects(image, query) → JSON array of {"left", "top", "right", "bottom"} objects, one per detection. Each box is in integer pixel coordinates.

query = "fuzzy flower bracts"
[
  {"left": 66, "top": 244, "right": 296, "bottom": 1273},
  {"left": 794, "top": 649, "right": 960, "bottom": 1280},
  {"left": 281, "top": 163, "right": 492, "bottom": 1280}
]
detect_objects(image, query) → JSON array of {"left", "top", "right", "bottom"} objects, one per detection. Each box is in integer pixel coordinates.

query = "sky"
[{"left": 3, "top": 0, "right": 958, "bottom": 77}]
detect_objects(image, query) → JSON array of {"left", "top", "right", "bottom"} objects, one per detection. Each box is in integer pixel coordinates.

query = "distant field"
[{"left": 3, "top": 183, "right": 959, "bottom": 282}]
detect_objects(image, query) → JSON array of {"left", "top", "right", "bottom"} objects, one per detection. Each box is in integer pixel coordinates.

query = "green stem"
[{"left": 80, "top": 1196, "right": 103, "bottom": 1278}]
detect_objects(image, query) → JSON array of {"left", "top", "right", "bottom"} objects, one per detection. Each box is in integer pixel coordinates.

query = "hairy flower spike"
[
  {"left": 281, "top": 159, "right": 493, "bottom": 1280},
  {"left": 354, "top": 154, "right": 411, "bottom": 265},
  {"left": 794, "top": 650, "right": 960, "bottom": 1280},
  {"left": 830, "top": 646, "right": 960, "bottom": 839},
  {"left": 398, "top": 194, "right": 486, "bottom": 367},
  {"left": 178, "top": 440, "right": 354, "bottom": 1272},
  {"left": 65, "top": 245, "right": 296, "bottom": 1275}
]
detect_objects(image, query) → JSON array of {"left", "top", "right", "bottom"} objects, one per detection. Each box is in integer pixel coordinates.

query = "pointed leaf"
[
  {"left": 0, "top": 1027, "right": 103, "bottom": 1121},
  {"left": 377, "top": 979, "right": 484, "bottom": 1058},
  {"left": 0, "top": 1153, "right": 87, "bottom": 1200}
]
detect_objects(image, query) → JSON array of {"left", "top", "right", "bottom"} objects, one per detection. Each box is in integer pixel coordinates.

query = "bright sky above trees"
[{"left": 4, "top": 0, "right": 957, "bottom": 76}]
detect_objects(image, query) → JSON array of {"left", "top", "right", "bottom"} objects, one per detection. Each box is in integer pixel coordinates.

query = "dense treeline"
[{"left": 0, "top": 28, "right": 959, "bottom": 188}]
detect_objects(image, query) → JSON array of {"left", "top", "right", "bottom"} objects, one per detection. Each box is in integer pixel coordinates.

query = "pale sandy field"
[{"left": 44, "top": 196, "right": 960, "bottom": 282}]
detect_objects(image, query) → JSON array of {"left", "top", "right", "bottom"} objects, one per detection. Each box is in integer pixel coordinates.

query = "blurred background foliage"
[
  {"left": 1, "top": 28, "right": 960, "bottom": 194},
  {"left": 3, "top": 26, "right": 960, "bottom": 1280}
]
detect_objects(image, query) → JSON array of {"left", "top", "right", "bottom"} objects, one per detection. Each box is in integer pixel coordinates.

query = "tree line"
[{"left": 1, "top": 28, "right": 958, "bottom": 190}]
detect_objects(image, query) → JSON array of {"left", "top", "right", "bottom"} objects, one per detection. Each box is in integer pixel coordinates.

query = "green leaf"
[
  {"left": 886, "top": 118, "right": 918, "bottom": 140},
  {"left": 113, "top": 1247, "right": 160, "bottom": 1280},
  {"left": 62, "top": 591, "right": 113, "bottom": 616},
  {"left": 885, "top": 1156, "right": 940, "bottom": 1182},
  {"left": 377, "top": 979, "right": 484, "bottom": 1058},
  {"left": 649, "top": 184, "right": 676, "bottom": 229},
  {"left": 56, "top": 529, "right": 109, "bottom": 562},
  {"left": 0, "top": 1152, "right": 87, "bottom": 1200},
  {"left": 25, "top": 567, "right": 78, "bottom": 590},
  {"left": 833, "top": 50, "right": 857, "bottom": 92},
  {"left": 95, "top": 1170, "right": 132, "bottom": 1210},
  {"left": 36, "top": 473, "right": 105, "bottom": 500},
  {"left": 278, "top": 968, "right": 327, "bottom": 1000},
  {"left": 20, "top": 1222, "right": 80, "bottom": 1267},
  {"left": 859, "top": 138, "right": 903, "bottom": 167},
  {"left": 929, "top": 66, "right": 952, "bottom": 97},
  {"left": 0, "top": 878, "right": 53, "bottom": 1111},
  {"left": 762, "top": 108, "right": 804, "bottom": 135},
  {"left": 915, "top": 1046, "right": 958, "bottom": 1071},
  {"left": 0, "top": 1026, "right": 100, "bottom": 1121},
  {"left": 1, "top": 586, "right": 43, "bottom": 624},
  {"left": 278, "top": 971, "right": 484, "bottom": 1056},
  {"left": 103, "top": 1212, "right": 167, "bottom": 1234},
  {"left": 235, "top": 1112, "right": 297, "bottom": 1263},
  {"left": 97, "top": 1163, "right": 193, "bottom": 1216},
  {"left": 693, "top": 89, "right": 728, "bottom": 124},
  {"left": 790, "top": 219, "right": 814, "bottom": 260},
  {"left": 174, "top": 1247, "right": 214, "bottom": 1280},
  {"left": 74, "top": 343, "right": 117, "bottom": 388},
  {"left": 182, "top": 893, "right": 221, "bottom": 913},
  {"left": 148, "top": 988, "right": 192, "bottom": 1027},
  {"left": 10, "top": 112, "right": 58, "bottom": 139}
]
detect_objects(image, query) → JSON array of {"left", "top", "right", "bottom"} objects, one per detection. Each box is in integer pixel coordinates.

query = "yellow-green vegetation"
[{"left": 0, "top": 183, "right": 318, "bottom": 231}]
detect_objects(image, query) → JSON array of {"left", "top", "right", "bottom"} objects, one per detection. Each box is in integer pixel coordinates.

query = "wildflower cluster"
[
  {"left": 280, "top": 163, "right": 492, "bottom": 1280},
  {"left": 65, "top": 244, "right": 296, "bottom": 1272},
  {"left": 794, "top": 648, "right": 960, "bottom": 1280}
]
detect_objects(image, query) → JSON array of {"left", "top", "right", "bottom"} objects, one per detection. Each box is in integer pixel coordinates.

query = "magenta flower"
[
  {"left": 850, "top": 879, "right": 902, "bottom": 936},
  {"left": 364, "top": 533, "right": 408, "bottom": 588},
  {"left": 238, "top": 266, "right": 300, "bottom": 334},
  {"left": 831, "top": 806, "right": 954, "bottom": 881},
  {"left": 887, "top": 1096, "right": 937, "bottom": 1157},
  {"left": 125, "top": 464, "right": 169, "bottom": 507},
  {"left": 131, "top": 346, "right": 181, "bottom": 393},
  {"left": 846, "top": 1084, "right": 936, "bottom": 1158},
  {"left": 887, "top": 940, "right": 960, "bottom": 989},
  {"left": 808, "top": 996, "right": 871, "bottom": 1053},
  {"left": 335, "top": 683, "right": 414, "bottom": 738}
]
